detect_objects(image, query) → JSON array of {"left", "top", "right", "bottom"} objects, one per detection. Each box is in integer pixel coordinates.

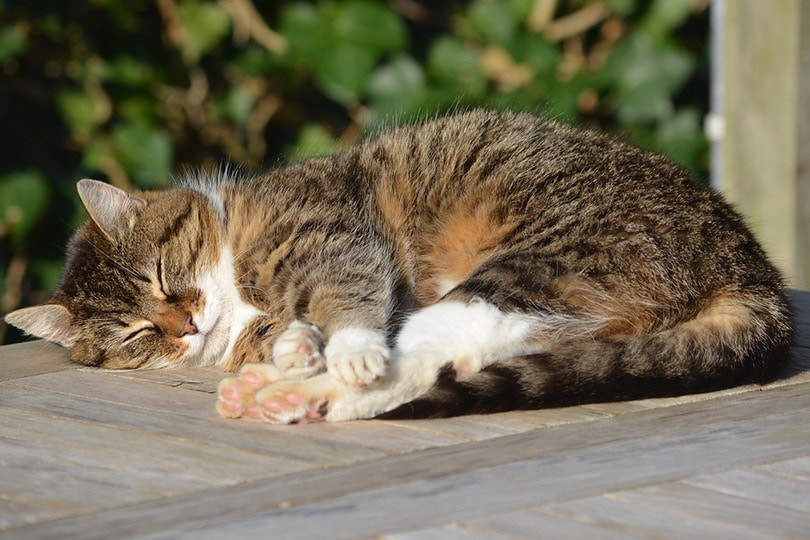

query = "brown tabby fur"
[{"left": 5, "top": 109, "right": 793, "bottom": 419}]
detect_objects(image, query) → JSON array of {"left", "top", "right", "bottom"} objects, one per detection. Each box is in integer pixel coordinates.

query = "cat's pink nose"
[{"left": 180, "top": 317, "right": 198, "bottom": 337}]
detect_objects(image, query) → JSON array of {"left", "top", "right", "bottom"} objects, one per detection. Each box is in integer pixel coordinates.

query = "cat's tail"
[{"left": 379, "top": 286, "right": 793, "bottom": 419}]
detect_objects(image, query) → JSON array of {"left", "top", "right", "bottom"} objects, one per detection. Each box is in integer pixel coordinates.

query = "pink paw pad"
[
  {"left": 216, "top": 364, "right": 286, "bottom": 420},
  {"left": 255, "top": 384, "right": 329, "bottom": 424}
]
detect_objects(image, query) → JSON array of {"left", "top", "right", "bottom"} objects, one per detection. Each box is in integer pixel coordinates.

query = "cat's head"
[{"left": 5, "top": 179, "right": 236, "bottom": 369}]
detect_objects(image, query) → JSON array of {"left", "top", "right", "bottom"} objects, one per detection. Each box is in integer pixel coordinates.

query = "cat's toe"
[
  {"left": 272, "top": 321, "right": 326, "bottom": 379},
  {"left": 324, "top": 328, "right": 389, "bottom": 387},
  {"left": 326, "top": 348, "right": 388, "bottom": 387},
  {"left": 216, "top": 363, "right": 285, "bottom": 419},
  {"left": 254, "top": 383, "right": 328, "bottom": 424}
]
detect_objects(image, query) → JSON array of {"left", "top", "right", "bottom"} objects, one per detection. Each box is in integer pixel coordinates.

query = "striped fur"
[{"left": 5, "top": 110, "right": 792, "bottom": 422}]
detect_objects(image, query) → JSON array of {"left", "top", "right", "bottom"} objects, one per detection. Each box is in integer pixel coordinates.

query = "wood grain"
[{"left": 0, "top": 290, "right": 808, "bottom": 538}]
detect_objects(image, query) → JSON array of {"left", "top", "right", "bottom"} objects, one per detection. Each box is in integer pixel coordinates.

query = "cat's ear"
[
  {"left": 4, "top": 304, "right": 78, "bottom": 347},
  {"left": 77, "top": 179, "right": 146, "bottom": 243}
]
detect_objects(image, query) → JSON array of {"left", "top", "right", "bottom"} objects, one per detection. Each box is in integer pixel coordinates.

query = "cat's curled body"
[{"left": 6, "top": 110, "right": 792, "bottom": 423}]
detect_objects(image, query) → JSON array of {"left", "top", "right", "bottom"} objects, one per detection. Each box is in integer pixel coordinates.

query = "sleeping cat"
[{"left": 5, "top": 110, "right": 792, "bottom": 423}]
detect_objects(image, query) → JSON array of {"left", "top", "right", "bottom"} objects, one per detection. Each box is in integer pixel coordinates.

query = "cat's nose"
[{"left": 180, "top": 316, "right": 198, "bottom": 337}]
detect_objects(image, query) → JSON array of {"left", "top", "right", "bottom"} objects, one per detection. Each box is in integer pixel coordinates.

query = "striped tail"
[{"left": 379, "top": 286, "right": 793, "bottom": 419}]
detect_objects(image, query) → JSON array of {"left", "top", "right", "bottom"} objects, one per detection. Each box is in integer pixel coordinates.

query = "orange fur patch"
[
  {"left": 552, "top": 274, "right": 661, "bottom": 337},
  {"left": 422, "top": 201, "right": 517, "bottom": 302}
]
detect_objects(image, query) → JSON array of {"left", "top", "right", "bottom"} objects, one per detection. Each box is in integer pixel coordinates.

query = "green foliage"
[{"left": 0, "top": 0, "right": 710, "bottom": 343}]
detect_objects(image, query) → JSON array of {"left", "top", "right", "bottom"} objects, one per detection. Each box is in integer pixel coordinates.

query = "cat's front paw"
[
  {"left": 324, "top": 328, "right": 389, "bottom": 387},
  {"left": 272, "top": 321, "right": 326, "bottom": 380}
]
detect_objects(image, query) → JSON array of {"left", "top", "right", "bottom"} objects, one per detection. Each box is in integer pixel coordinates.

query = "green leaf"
[
  {"left": 333, "top": 0, "right": 407, "bottom": 53},
  {"left": 105, "top": 55, "right": 155, "bottom": 86},
  {"left": 279, "top": 2, "right": 331, "bottom": 62},
  {"left": 177, "top": 0, "right": 231, "bottom": 61},
  {"left": 0, "top": 170, "right": 50, "bottom": 248},
  {"left": 466, "top": 0, "right": 518, "bottom": 46},
  {"left": 0, "top": 23, "right": 27, "bottom": 61},
  {"left": 641, "top": 0, "right": 695, "bottom": 41},
  {"left": 289, "top": 123, "right": 338, "bottom": 162},
  {"left": 427, "top": 36, "right": 482, "bottom": 85},
  {"left": 605, "top": 0, "right": 639, "bottom": 17},
  {"left": 313, "top": 42, "right": 376, "bottom": 105},
  {"left": 515, "top": 32, "right": 560, "bottom": 75},
  {"left": 654, "top": 107, "right": 707, "bottom": 170},
  {"left": 28, "top": 258, "right": 64, "bottom": 293},
  {"left": 218, "top": 86, "right": 255, "bottom": 124},
  {"left": 56, "top": 90, "right": 100, "bottom": 140},
  {"left": 368, "top": 55, "right": 425, "bottom": 107},
  {"left": 111, "top": 123, "right": 173, "bottom": 187},
  {"left": 507, "top": 0, "right": 534, "bottom": 22},
  {"left": 605, "top": 32, "right": 695, "bottom": 123}
]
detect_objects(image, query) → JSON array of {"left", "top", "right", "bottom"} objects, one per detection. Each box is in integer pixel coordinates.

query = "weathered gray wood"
[
  {"left": 0, "top": 289, "right": 808, "bottom": 538},
  {"left": 0, "top": 340, "right": 71, "bottom": 381},
  {"left": 539, "top": 495, "right": 774, "bottom": 540},
  {"left": 12, "top": 383, "right": 808, "bottom": 539},
  {"left": 452, "top": 510, "right": 636, "bottom": 540},
  {"left": 719, "top": 1, "right": 810, "bottom": 288},
  {"left": 609, "top": 480, "right": 810, "bottom": 538},
  {"left": 687, "top": 469, "right": 810, "bottom": 513},
  {"left": 0, "top": 381, "right": 384, "bottom": 465}
]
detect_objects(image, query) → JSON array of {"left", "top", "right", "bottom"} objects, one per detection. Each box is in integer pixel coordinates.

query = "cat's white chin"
[{"left": 187, "top": 247, "right": 262, "bottom": 368}]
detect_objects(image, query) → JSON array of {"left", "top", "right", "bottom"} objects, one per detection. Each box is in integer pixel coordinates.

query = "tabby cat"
[{"left": 5, "top": 110, "right": 792, "bottom": 423}]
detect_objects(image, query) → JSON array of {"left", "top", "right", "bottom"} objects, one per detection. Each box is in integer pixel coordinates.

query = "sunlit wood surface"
[{"left": 2, "top": 290, "right": 809, "bottom": 539}]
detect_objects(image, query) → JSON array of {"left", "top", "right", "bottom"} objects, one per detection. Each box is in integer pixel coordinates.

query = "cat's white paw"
[
  {"left": 272, "top": 321, "right": 326, "bottom": 380},
  {"left": 324, "top": 328, "right": 389, "bottom": 387}
]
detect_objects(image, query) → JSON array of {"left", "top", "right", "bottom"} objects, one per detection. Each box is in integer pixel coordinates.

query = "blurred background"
[{"left": 0, "top": 0, "right": 713, "bottom": 344}]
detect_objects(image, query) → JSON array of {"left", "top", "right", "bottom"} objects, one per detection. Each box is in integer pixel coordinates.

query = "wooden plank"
[
  {"left": 13, "top": 383, "right": 809, "bottom": 540},
  {"left": 0, "top": 407, "right": 310, "bottom": 483},
  {"left": 284, "top": 418, "right": 471, "bottom": 453},
  {"left": 383, "top": 523, "right": 513, "bottom": 540},
  {"left": 609, "top": 481, "right": 810, "bottom": 538},
  {"left": 0, "top": 340, "right": 72, "bottom": 381},
  {"left": 756, "top": 455, "right": 810, "bottom": 481},
  {"left": 12, "top": 370, "right": 219, "bottom": 418},
  {"left": 539, "top": 495, "right": 774, "bottom": 540},
  {"left": 686, "top": 469, "right": 810, "bottom": 513},
  {"left": 719, "top": 1, "right": 807, "bottom": 286},
  {"left": 448, "top": 510, "right": 636, "bottom": 540},
  {"left": 0, "top": 382, "right": 385, "bottom": 465}
]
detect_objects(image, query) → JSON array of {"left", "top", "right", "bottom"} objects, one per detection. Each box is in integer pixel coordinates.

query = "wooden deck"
[{"left": 1, "top": 291, "right": 809, "bottom": 539}]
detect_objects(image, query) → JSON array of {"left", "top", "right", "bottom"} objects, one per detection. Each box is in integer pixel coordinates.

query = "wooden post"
[{"left": 717, "top": 0, "right": 810, "bottom": 288}]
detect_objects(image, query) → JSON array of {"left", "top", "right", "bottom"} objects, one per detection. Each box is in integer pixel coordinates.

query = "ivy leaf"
[
  {"left": 333, "top": 0, "right": 407, "bottom": 53},
  {"left": 0, "top": 170, "right": 50, "bottom": 248},
  {"left": 312, "top": 42, "right": 376, "bottom": 105},
  {"left": 0, "top": 23, "right": 27, "bottom": 61},
  {"left": 111, "top": 123, "right": 174, "bottom": 187},
  {"left": 177, "top": 0, "right": 231, "bottom": 61},
  {"left": 466, "top": 0, "right": 518, "bottom": 46},
  {"left": 605, "top": 32, "right": 695, "bottom": 123},
  {"left": 368, "top": 55, "right": 425, "bottom": 107},
  {"left": 427, "top": 36, "right": 483, "bottom": 86},
  {"left": 279, "top": 2, "right": 331, "bottom": 62},
  {"left": 289, "top": 123, "right": 338, "bottom": 162},
  {"left": 57, "top": 90, "right": 100, "bottom": 141}
]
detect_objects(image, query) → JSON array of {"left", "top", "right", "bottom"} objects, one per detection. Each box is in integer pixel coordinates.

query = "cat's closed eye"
[{"left": 122, "top": 320, "right": 157, "bottom": 344}]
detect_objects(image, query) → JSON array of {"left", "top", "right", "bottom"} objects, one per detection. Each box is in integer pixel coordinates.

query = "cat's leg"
[
  {"left": 271, "top": 322, "right": 389, "bottom": 384},
  {"left": 218, "top": 296, "right": 549, "bottom": 423},
  {"left": 264, "top": 223, "right": 404, "bottom": 388},
  {"left": 272, "top": 321, "right": 326, "bottom": 379}
]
